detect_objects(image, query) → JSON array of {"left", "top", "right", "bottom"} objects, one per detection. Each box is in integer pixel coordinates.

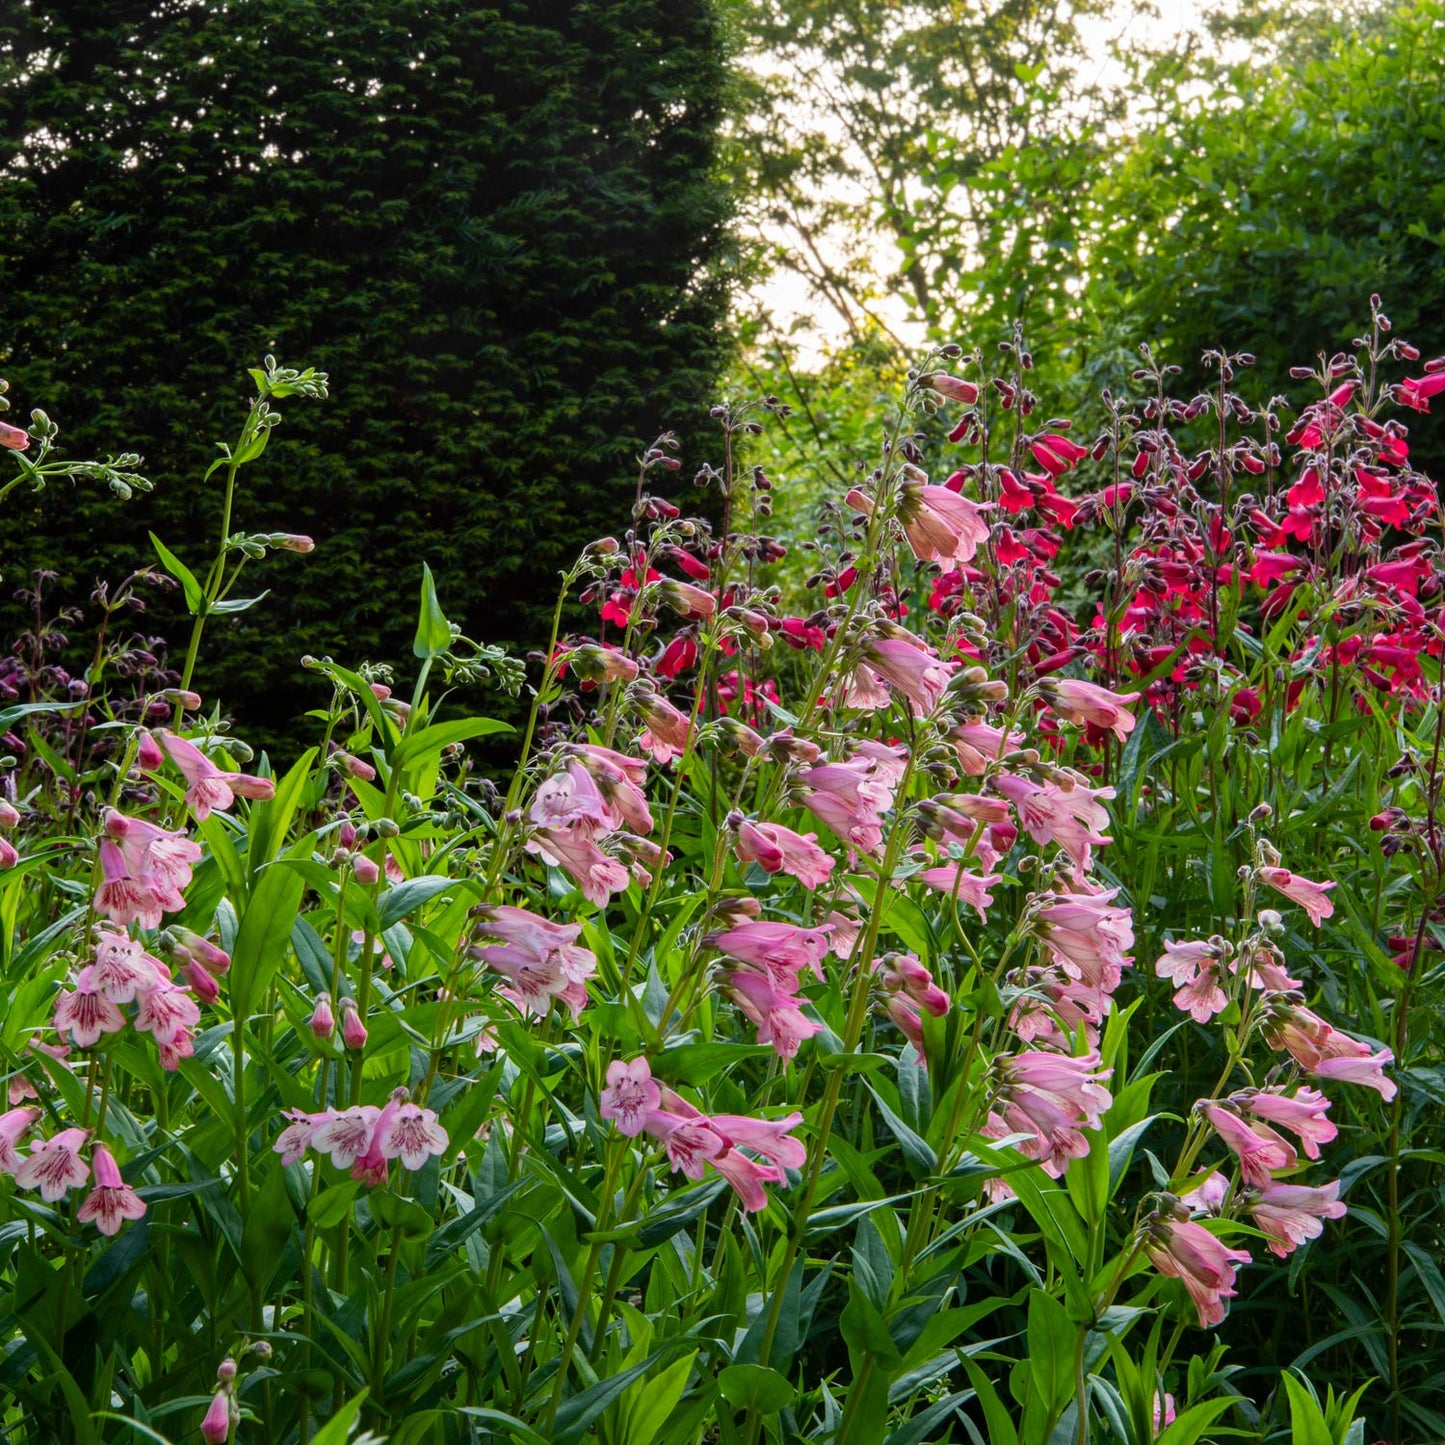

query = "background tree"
[
  {"left": 1067, "top": 1, "right": 1440, "bottom": 423},
  {"left": 731, "top": 0, "right": 1114, "bottom": 351},
  {"left": 0, "top": 0, "right": 734, "bottom": 750}
]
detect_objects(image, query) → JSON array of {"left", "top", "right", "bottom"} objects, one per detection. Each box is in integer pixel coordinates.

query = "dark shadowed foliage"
[{"left": 0, "top": 0, "right": 734, "bottom": 751}]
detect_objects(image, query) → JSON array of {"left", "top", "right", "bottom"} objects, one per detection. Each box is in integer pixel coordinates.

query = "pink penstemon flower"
[
  {"left": 1043, "top": 677, "right": 1140, "bottom": 742},
  {"left": 310, "top": 1105, "right": 382, "bottom": 1171},
  {"left": 1199, "top": 1103, "right": 1297, "bottom": 1187},
  {"left": 710, "top": 920, "right": 833, "bottom": 987},
  {"left": 1155, "top": 939, "right": 1230, "bottom": 1023},
  {"left": 566, "top": 743, "right": 654, "bottom": 833},
  {"left": 132, "top": 980, "right": 201, "bottom": 1048},
  {"left": 632, "top": 689, "right": 694, "bottom": 764},
  {"left": 1032, "top": 886, "right": 1134, "bottom": 994},
  {"left": 154, "top": 730, "right": 276, "bottom": 820},
  {"left": 913, "top": 861, "right": 1000, "bottom": 920},
  {"left": 603, "top": 1072, "right": 802, "bottom": 1212},
  {"left": 731, "top": 817, "right": 835, "bottom": 890},
  {"left": 795, "top": 750, "right": 900, "bottom": 854},
  {"left": 600, "top": 1057, "right": 663, "bottom": 1136},
  {"left": 1256, "top": 865, "right": 1336, "bottom": 926},
  {"left": 378, "top": 1097, "right": 449, "bottom": 1170},
  {"left": 1143, "top": 1211, "right": 1251, "bottom": 1328},
  {"left": 726, "top": 968, "right": 823, "bottom": 1060},
  {"left": 273, "top": 1109, "right": 331, "bottom": 1166},
  {"left": 0, "top": 1105, "right": 41, "bottom": 1174},
  {"left": 103, "top": 809, "right": 202, "bottom": 902},
  {"left": 15, "top": 1126, "right": 91, "bottom": 1201},
  {"left": 1235, "top": 1086, "right": 1337, "bottom": 1159},
  {"left": 1246, "top": 1180, "right": 1347, "bottom": 1257},
  {"left": 1261, "top": 1003, "right": 1397, "bottom": 1099},
  {"left": 855, "top": 635, "right": 956, "bottom": 716},
  {"left": 951, "top": 718, "right": 1026, "bottom": 775},
  {"left": 76, "top": 1144, "right": 147, "bottom": 1236},
  {"left": 992, "top": 771, "right": 1112, "bottom": 870},
  {"left": 525, "top": 826, "right": 631, "bottom": 907},
  {"left": 94, "top": 840, "right": 168, "bottom": 931},
  {"left": 988, "top": 1049, "right": 1113, "bottom": 1175},
  {"left": 200, "top": 1387, "right": 233, "bottom": 1445},
  {"left": 848, "top": 480, "right": 993, "bottom": 569},
  {"left": 53, "top": 977, "right": 127, "bottom": 1049},
  {"left": 529, "top": 761, "right": 614, "bottom": 833}
]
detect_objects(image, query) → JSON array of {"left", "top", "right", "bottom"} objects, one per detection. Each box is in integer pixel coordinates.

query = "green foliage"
[
  {"left": 0, "top": 0, "right": 735, "bottom": 747},
  {"left": 1081, "top": 0, "right": 1445, "bottom": 445},
  {"left": 728, "top": 0, "right": 1111, "bottom": 349}
]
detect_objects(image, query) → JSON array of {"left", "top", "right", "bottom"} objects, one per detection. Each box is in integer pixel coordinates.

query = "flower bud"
[
  {"left": 340, "top": 997, "right": 368, "bottom": 1050},
  {"left": 135, "top": 731, "right": 166, "bottom": 771},
  {"left": 332, "top": 749, "right": 376, "bottom": 781},
  {"left": 200, "top": 1389, "right": 231, "bottom": 1444},
  {"left": 309, "top": 993, "right": 335, "bottom": 1040},
  {"left": 352, "top": 854, "right": 381, "bottom": 886}
]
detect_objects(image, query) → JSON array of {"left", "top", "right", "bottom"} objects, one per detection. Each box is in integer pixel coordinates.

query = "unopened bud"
[{"left": 309, "top": 993, "right": 335, "bottom": 1040}]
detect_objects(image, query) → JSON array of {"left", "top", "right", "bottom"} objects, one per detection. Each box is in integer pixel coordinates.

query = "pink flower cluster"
[
  {"left": 0, "top": 1112, "right": 145, "bottom": 1236},
  {"left": 471, "top": 904, "right": 599, "bottom": 1021},
  {"left": 53, "top": 920, "right": 228, "bottom": 1070},
  {"left": 525, "top": 743, "right": 661, "bottom": 906},
  {"left": 600, "top": 1056, "right": 804, "bottom": 1212},
  {"left": 273, "top": 1087, "right": 448, "bottom": 1186}
]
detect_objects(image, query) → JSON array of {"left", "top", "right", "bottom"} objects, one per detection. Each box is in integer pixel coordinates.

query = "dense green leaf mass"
[
  {"left": 0, "top": 0, "right": 733, "bottom": 743},
  {"left": 1086, "top": 1, "right": 1443, "bottom": 390}
]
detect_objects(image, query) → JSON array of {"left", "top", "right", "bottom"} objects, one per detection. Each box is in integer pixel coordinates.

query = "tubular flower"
[
  {"left": 1033, "top": 886, "right": 1134, "bottom": 994},
  {"left": 53, "top": 978, "right": 127, "bottom": 1048},
  {"left": 951, "top": 720, "right": 1025, "bottom": 775},
  {"left": 992, "top": 772, "right": 1112, "bottom": 870},
  {"left": 379, "top": 1099, "right": 449, "bottom": 1171},
  {"left": 95, "top": 840, "right": 167, "bottom": 931},
  {"left": 0, "top": 1106, "right": 41, "bottom": 1174},
  {"left": 633, "top": 690, "right": 694, "bottom": 763},
  {"left": 1235, "top": 1087, "right": 1336, "bottom": 1159},
  {"left": 1144, "top": 1215, "right": 1251, "bottom": 1328},
  {"left": 155, "top": 730, "right": 275, "bottom": 820},
  {"left": 895, "top": 481, "right": 993, "bottom": 568},
  {"left": 525, "top": 826, "right": 631, "bottom": 907},
  {"left": 633, "top": 1087, "right": 802, "bottom": 1212},
  {"left": 732, "top": 819, "right": 835, "bottom": 889},
  {"left": 528, "top": 761, "right": 614, "bottom": 833},
  {"left": 1256, "top": 866, "right": 1336, "bottom": 926},
  {"left": 795, "top": 752, "right": 898, "bottom": 854},
  {"left": 857, "top": 635, "right": 956, "bottom": 716},
  {"left": 76, "top": 1144, "right": 147, "bottom": 1236},
  {"left": 600, "top": 1056, "right": 663, "bottom": 1136},
  {"left": 15, "top": 1127, "right": 91, "bottom": 1202},
  {"left": 913, "top": 862, "right": 1000, "bottom": 919},
  {"left": 710, "top": 920, "right": 833, "bottom": 987},
  {"left": 726, "top": 968, "right": 823, "bottom": 1060},
  {"left": 1261, "top": 1004, "right": 1397, "bottom": 1099},
  {"left": 1246, "top": 1180, "right": 1347, "bottom": 1258},
  {"left": 1044, "top": 678, "right": 1140, "bottom": 741},
  {"left": 989, "top": 1049, "right": 1113, "bottom": 1175},
  {"left": 1200, "top": 1103, "right": 1297, "bottom": 1187}
]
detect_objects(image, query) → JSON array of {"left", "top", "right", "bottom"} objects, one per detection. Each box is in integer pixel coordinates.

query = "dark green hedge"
[{"left": 0, "top": 0, "right": 734, "bottom": 746}]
